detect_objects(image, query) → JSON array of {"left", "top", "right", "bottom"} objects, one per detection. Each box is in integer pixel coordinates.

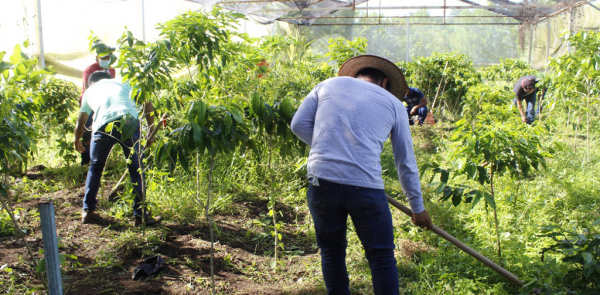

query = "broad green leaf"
[
  {"left": 10, "top": 45, "right": 23, "bottom": 65},
  {"left": 452, "top": 191, "right": 462, "bottom": 207},
  {"left": 280, "top": 96, "right": 293, "bottom": 119},
  {"left": 0, "top": 61, "right": 12, "bottom": 74},
  {"left": 223, "top": 114, "right": 233, "bottom": 135},
  {"left": 36, "top": 259, "right": 45, "bottom": 274},
  {"left": 192, "top": 123, "right": 203, "bottom": 149},
  {"left": 440, "top": 169, "right": 449, "bottom": 183},
  {"left": 483, "top": 192, "right": 496, "bottom": 209},
  {"left": 581, "top": 252, "right": 593, "bottom": 265},
  {"left": 104, "top": 122, "right": 114, "bottom": 133},
  {"left": 251, "top": 92, "right": 262, "bottom": 117},
  {"left": 195, "top": 99, "right": 207, "bottom": 125},
  {"left": 229, "top": 106, "right": 243, "bottom": 123}
]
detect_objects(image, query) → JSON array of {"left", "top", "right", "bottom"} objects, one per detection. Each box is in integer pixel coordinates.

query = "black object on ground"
[{"left": 132, "top": 255, "right": 165, "bottom": 280}]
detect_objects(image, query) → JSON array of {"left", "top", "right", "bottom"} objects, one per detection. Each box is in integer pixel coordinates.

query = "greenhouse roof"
[{"left": 197, "top": 0, "right": 598, "bottom": 26}]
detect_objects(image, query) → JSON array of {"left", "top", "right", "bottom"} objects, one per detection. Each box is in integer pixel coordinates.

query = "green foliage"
[
  {"left": 38, "top": 78, "right": 80, "bottom": 164},
  {"left": 0, "top": 42, "right": 54, "bottom": 172},
  {"left": 116, "top": 30, "right": 173, "bottom": 104},
  {"left": 460, "top": 83, "right": 514, "bottom": 124},
  {"left": 400, "top": 52, "right": 481, "bottom": 114},
  {"left": 546, "top": 31, "right": 600, "bottom": 120},
  {"left": 325, "top": 37, "right": 367, "bottom": 67},
  {"left": 88, "top": 34, "right": 117, "bottom": 67},
  {"left": 480, "top": 59, "right": 537, "bottom": 84},
  {"left": 444, "top": 116, "right": 550, "bottom": 206},
  {"left": 536, "top": 220, "right": 600, "bottom": 293},
  {"left": 0, "top": 208, "right": 15, "bottom": 237},
  {"left": 159, "top": 9, "right": 246, "bottom": 79}
]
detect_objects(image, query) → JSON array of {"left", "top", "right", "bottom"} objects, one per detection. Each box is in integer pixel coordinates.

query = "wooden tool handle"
[{"left": 386, "top": 195, "right": 523, "bottom": 288}]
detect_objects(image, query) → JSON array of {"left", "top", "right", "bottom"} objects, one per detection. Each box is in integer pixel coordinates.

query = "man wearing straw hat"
[{"left": 291, "top": 55, "right": 431, "bottom": 294}]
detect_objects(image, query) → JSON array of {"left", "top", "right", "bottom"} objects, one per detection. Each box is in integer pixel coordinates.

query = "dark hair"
[
  {"left": 522, "top": 78, "right": 536, "bottom": 90},
  {"left": 88, "top": 71, "right": 112, "bottom": 86},
  {"left": 355, "top": 68, "right": 387, "bottom": 85}
]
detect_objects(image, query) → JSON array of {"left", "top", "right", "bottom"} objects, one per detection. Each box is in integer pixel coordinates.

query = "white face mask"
[{"left": 98, "top": 59, "right": 110, "bottom": 69}]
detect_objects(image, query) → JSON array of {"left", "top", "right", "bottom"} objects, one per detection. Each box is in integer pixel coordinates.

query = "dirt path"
[{"left": 0, "top": 170, "right": 322, "bottom": 295}]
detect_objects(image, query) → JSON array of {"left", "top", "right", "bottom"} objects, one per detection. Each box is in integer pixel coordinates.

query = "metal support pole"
[
  {"left": 39, "top": 202, "right": 63, "bottom": 295},
  {"left": 528, "top": 24, "right": 534, "bottom": 65},
  {"left": 568, "top": 8, "right": 574, "bottom": 53},
  {"left": 35, "top": 0, "right": 46, "bottom": 70},
  {"left": 546, "top": 20, "right": 551, "bottom": 67},
  {"left": 406, "top": 20, "right": 410, "bottom": 62},
  {"left": 142, "top": 0, "right": 146, "bottom": 42}
]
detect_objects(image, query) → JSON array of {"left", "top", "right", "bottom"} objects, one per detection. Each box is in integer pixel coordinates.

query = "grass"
[{"left": 0, "top": 108, "right": 598, "bottom": 294}]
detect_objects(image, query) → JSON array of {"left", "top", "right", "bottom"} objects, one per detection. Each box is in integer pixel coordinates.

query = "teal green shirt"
[{"left": 80, "top": 80, "right": 139, "bottom": 132}]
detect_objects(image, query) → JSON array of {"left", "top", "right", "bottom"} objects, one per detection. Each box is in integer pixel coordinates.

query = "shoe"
[
  {"left": 134, "top": 214, "right": 163, "bottom": 227},
  {"left": 82, "top": 210, "right": 96, "bottom": 224}
]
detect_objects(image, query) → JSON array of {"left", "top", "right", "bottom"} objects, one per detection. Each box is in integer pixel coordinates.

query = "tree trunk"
[
  {"left": 206, "top": 153, "right": 216, "bottom": 294},
  {"left": 268, "top": 135, "right": 278, "bottom": 265}
]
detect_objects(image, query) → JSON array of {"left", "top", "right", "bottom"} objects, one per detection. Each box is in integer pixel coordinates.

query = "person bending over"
[
  {"left": 402, "top": 87, "right": 428, "bottom": 125},
  {"left": 74, "top": 71, "right": 161, "bottom": 226},
  {"left": 514, "top": 75, "right": 541, "bottom": 125}
]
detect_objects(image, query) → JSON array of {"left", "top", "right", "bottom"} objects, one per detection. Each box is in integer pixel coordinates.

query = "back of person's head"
[
  {"left": 88, "top": 71, "right": 112, "bottom": 86},
  {"left": 355, "top": 68, "right": 387, "bottom": 88}
]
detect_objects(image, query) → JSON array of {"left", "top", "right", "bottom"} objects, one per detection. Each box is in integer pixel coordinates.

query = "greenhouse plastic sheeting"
[
  {"left": 1, "top": 0, "right": 271, "bottom": 83},
  {"left": 199, "top": 0, "right": 368, "bottom": 25},
  {"left": 530, "top": 1, "right": 600, "bottom": 69}
]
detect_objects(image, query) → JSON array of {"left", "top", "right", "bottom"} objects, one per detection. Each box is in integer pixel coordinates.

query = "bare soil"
[{"left": 0, "top": 169, "right": 323, "bottom": 295}]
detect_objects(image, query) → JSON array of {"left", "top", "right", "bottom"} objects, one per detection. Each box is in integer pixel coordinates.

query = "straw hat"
[{"left": 338, "top": 55, "right": 407, "bottom": 100}]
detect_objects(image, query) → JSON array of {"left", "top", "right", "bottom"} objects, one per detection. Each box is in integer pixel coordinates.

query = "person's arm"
[
  {"left": 516, "top": 98, "right": 526, "bottom": 122},
  {"left": 291, "top": 87, "right": 319, "bottom": 146},
  {"left": 74, "top": 112, "right": 90, "bottom": 153},
  {"left": 80, "top": 70, "right": 91, "bottom": 106},
  {"left": 390, "top": 103, "right": 431, "bottom": 228},
  {"left": 410, "top": 97, "right": 428, "bottom": 115}
]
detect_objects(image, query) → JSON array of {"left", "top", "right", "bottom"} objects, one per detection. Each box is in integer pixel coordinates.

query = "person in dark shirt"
[
  {"left": 401, "top": 87, "right": 428, "bottom": 125},
  {"left": 513, "top": 75, "right": 541, "bottom": 125}
]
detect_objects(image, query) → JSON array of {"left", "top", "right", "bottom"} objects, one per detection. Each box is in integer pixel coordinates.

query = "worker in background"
[
  {"left": 79, "top": 52, "right": 117, "bottom": 165},
  {"left": 514, "top": 75, "right": 542, "bottom": 125},
  {"left": 291, "top": 55, "right": 431, "bottom": 295},
  {"left": 402, "top": 87, "right": 428, "bottom": 125},
  {"left": 74, "top": 71, "right": 161, "bottom": 227}
]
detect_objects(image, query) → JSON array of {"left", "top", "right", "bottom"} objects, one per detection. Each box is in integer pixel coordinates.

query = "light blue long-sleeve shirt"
[{"left": 291, "top": 76, "right": 425, "bottom": 214}]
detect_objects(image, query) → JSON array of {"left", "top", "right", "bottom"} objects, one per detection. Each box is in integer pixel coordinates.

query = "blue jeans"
[
  {"left": 406, "top": 106, "right": 428, "bottom": 125},
  {"left": 83, "top": 119, "right": 145, "bottom": 216},
  {"left": 514, "top": 90, "right": 537, "bottom": 125},
  {"left": 307, "top": 177, "right": 399, "bottom": 295}
]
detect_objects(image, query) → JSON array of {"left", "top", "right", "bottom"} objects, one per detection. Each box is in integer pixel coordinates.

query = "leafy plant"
[
  {"left": 0, "top": 42, "right": 53, "bottom": 287},
  {"left": 479, "top": 59, "right": 538, "bottom": 84},
  {"left": 88, "top": 34, "right": 117, "bottom": 67},
  {"left": 423, "top": 102, "right": 551, "bottom": 260},
  {"left": 400, "top": 52, "right": 481, "bottom": 116},
  {"left": 324, "top": 37, "right": 367, "bottom": 67},
  {"left": 547, "top": 31, "right": 600, "bottom": 164},
  {"left": 537, "top": 220, "right": 600, "bottom": 293}
]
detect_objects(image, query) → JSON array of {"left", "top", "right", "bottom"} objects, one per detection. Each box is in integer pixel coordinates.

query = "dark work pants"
[
  {"left": 83, "top": 120, "right": 145, "bottom": 216},
  {"left": 515, "top": 89, "right": 537, "bottom": 125},
  {"left": 307, "top": 177, "right": 399, "bottom": 295},
  {"left": 406, "top": 106, "right": 428, "bottom": 125}
]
